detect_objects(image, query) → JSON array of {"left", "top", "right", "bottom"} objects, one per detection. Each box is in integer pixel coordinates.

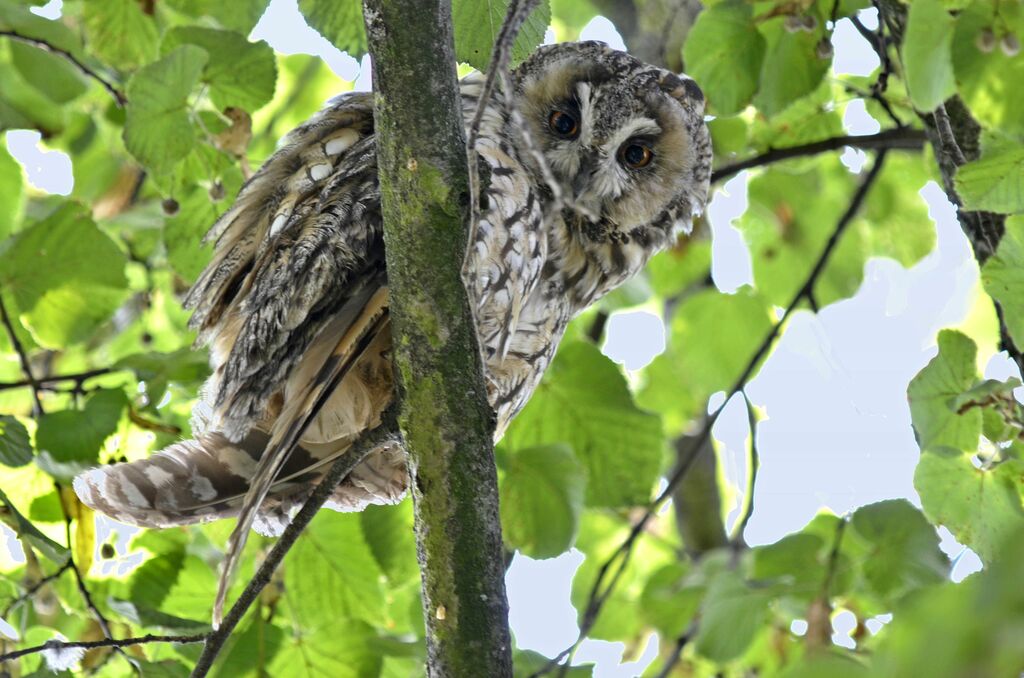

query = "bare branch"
[
  {"left": 711, "top": 128, "right": 924, "bottom": 184},
  {"left": 533, "top": 151, "right": 890, "bottom": 676},
  {"left": 0, "top": 634, "right": 206, "bottom": 664},
  {"left": 0, "top": 292, "right": 43, "bottom": 416},
  {"left": 190, "top": 410, "right": 400, "bottom": 677},
  {"left": 730, "top": 394, "right": 761, "bottom": 547},
  {"left": 0, "top": 367, "right": 123, "bottom": 393},
  {"left": 1, "top": 561, "right": 72, "bottom": 619},
  {"left": 0, "top": 31, "right": 126, "bottom": 107}
]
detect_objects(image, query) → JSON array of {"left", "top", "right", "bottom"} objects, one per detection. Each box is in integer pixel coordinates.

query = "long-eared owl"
[{"left": 74, "top": 41, "right": 712, "bottom": 537}]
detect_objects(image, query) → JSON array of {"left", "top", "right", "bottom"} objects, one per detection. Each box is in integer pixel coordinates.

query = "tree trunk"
[{"left": 362, "top": 1, "right": 513, "bottom": 675}]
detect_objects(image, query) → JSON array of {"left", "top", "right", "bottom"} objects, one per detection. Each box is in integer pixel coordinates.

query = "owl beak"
[{"left": 571, "top": 151, "right": 598, "bottom": 199}]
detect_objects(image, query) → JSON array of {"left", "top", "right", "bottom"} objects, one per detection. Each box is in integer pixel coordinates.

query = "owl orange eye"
[
  {"left": 619, "top": 143, "right": 653, "bottom": 169},
  {"left": 548, "top": 110, "right": 579, "bottom": 138}
]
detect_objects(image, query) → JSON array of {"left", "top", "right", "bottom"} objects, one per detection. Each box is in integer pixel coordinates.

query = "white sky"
[{"left": 3, "top": 3, "right": 1010, "bottom": 675}]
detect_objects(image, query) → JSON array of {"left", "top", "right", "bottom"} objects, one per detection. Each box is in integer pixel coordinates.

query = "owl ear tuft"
[{"left": 659, "top": 72, "right": 705, "bottom": 115}]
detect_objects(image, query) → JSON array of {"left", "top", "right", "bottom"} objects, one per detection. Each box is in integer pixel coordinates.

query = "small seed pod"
[
  {"left": 784, "top": 15, "right": 803, "bottom": 33},
  {"left": 161, "top": 198, "right": 180, "bottom": 216},
  {"left": 1001, "top": 31, "right": 1021, "bottom": 56},
  {"left": 801, "top": 14, "right": 818, "bottom": 32},
  {"left": 816, "top": 37, "right": 834, "bottom": 60},
  {"left": 976, "top": 26, "right": 997, "bottom": 52}
]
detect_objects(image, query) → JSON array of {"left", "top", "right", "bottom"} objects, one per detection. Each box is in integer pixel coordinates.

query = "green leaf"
[
  {"left": 82, "top": 0, "right": 159, "bottom": 70},
  {"left": 915, "top": 449, "right": 1024, "bottom": 562},
  {"left": 903, "top": 0, "right": 957, "bottom": 111},
  {"left": 907, "top": 330, "right": 982, "bottom": 452},
  {"left": 645, "top": 239, "right": 711, "bottom": 300},
  {"left": 873, "top": 525, "right": 1024, "bottom": 677},
  {"left": 683, "top": 1, "right": 765, "bottom": 116},
  {"left": 639, "top": 288, "right": 772, "bottom": 432},
  {"left": 754, "top": 14, "right": 829, "bottom": 118},
  {"left": 163, "top": 0, "right": 270, "bottom": 34},
  {"left": 297, "top": 0, "right": 367, "bottom": 57},
  {"left": 751, "top": 532, "right": 827, "bottom": 600},
  {"left": 452, "top": 0, "right": 551, "bottom": 70},
  {"left": 503, "top": 341, "right": 663, "bottom": 507},
  {"left": 0, "top": 488, "right": 69, "bottom": 564},
  {"left": 162, "top": 27, "right": 277, "bottom": 112},
  {"left": 0, "top": 414, "right": 31, "bottom": 467},
  {"left": 848, "top": 499, "right": 948, "bottom": 602},
  {"left": 35, "top": 388, "right": 127, "bottom": 478},
  {"left": 514, "top": 649, "right": 593, "bottom": 677},
  {"left": 115, "top": 348, "right": 211, "bottom": 410},
  {"left": 0, "top": 140, "right": 23, "bottom": 241},
  {"left": 499, "top": 443, "right": 585, "bottom": 559},
  {"left": 778, "top": 653, "right": 872, "bottom": 678},
  {"left": 360, "top": 501, "right": 418, "bottom": 584},
  {"left": 286, "top": 512, "right": 387, "bottom": 626},
  {"left": 267, "top": 620, "right": 382, "bottom": 678},
  {"left": 639, "top": 562, "right": 703, "bottom": 638},
  {"left": 694, "top": 570, "right": 771, "bottom": 662},
  {"left": 952, "top": 1, "right": 1024, "bottom": 136},
  {"left": 982, "top": 217, "right": 1024, "bottom": 345},
  {"left": 210, "top": 615, "right": 285, "bottom": 678},
  {"left": 0, "top": 60, "right": 66, "bottom": 135},
  {"left": 955, "top": 146, "right": 1024, "bottom": 214},
  {"left": 0, "top": 203, "right": 129, "bottom": 348},
  {"left": 107, "top": 599, "right": 210, "bottom": 633},
  {"left": 8, "top": 41, "right": 87, "bottom": 104},
  {"left": 123, "top": 45, "right": 209, "bottom": 175}
]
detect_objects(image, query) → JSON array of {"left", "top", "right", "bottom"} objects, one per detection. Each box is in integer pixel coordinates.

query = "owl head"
[{"left": 513, "top": 41, "right": 711, "bottom": 253}]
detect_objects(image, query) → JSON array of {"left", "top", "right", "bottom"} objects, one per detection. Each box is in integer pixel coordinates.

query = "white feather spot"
[
  {"left": 269, "top": 213, "right": 288, "bottom": 237},
  {"left": 118, "top": 477, "right": 151, "bottom": 508},
  {"left": 190, "top": 474, "right": 217, "bottom": 502},
  {"left": 325, "top": 128, "right": 359, "bottom": 155},
  {"left": 309, "top": 163, "right": 332, "bottom": 181},
  {"left": 221, "top": 445, "right": 258, "bottom": 479},
  {"left": 143, "top": 465, "right": 174, "bottom": 487}
]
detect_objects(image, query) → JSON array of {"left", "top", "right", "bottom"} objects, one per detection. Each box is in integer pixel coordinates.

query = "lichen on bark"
[{"left": 362, "top": 1, "right": 512, "bottom": 675}]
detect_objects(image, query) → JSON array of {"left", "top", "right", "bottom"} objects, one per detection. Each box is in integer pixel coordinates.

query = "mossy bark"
[{"left": 362, "top": 1, "right": 512, "bottom": 676}]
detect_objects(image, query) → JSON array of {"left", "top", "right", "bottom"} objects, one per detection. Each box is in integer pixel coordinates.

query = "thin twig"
[
  {"left": 711, "top": 128, "right": 922, "bottom": 184},
  {"left": 932, "top": 104, "right": 967, "bottom": 166},
  {"left": 533, "top": 151, "right": 890, "bottom": 676},
  {"left": 0, "top": 634, "right": 207, "bottom": 663},
  {"left": 652, "top": 622, "right": 699, "bottom": 678},
  {"left": 0, "top": 367, "right": 123, "bottom": 392},
  {"left": 0, "top": 561, "right": 72, "bottom": 619},
  {"left": 730, "top": 393, "right": 760, "bottom": 547},
  {"left": 0, "top": 31, "right": 126, "bottom": 107},
  {"left": 59, "top": 495, "right": 129, "bottom": 667},
  {"left": 190, "top": 409, "right": 400, "bottom": 677},
  {"left": 0, "top": 293, "right": 43, "bottom": 416}
]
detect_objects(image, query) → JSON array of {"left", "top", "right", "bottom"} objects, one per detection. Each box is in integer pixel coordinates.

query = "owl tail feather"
[{"left": 74, "top": 430, "right": 283, "bottom": 534}]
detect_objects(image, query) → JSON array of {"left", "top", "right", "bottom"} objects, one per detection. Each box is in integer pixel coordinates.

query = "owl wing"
[
  {"left": 186, "top": 92, "right": 385, "bottom": 441},
  {"left": 74, "top": 93, "right": 397, "bottom": 530},
  {"left": 461, "top": 73, "right": 548, "bottom": 363}
]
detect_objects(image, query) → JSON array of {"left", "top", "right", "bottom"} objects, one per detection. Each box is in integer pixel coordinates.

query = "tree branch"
[
  {"left": 0, "top": 634, "right": 206, "bottom": 663},
  {"left": 190, "top": 412, "right": 399, "bottom": 676},
  {"left": 0, "top": 31, "right": 126, "bottom": 107},
  {"left": 875, "top": 0, "right": 1022, "bottom": 374},
  {"left": 711, "top": 128, "right": 925, "bottom": 184},
  {"left": 0, "top": 292, "right": 43, "bottom": 415},
  {"left": 362, "top": 1, "right": 512, "bottom": 675},
  {"left": 0, "top": 367, "right": 123, "bottom": 393},
  {"left": 533, "top": 151, "right": 889, "bottom": 676}
]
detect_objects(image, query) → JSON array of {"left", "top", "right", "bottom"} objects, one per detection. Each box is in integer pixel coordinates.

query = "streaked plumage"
[{"left": 75, "top": 41, "right": 711, "bottom": 557}]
